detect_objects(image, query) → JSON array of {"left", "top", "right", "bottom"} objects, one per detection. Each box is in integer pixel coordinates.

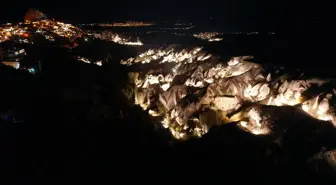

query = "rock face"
[
  {"left": 159, "top": 86, "right": 187, "bottom": 110},
  {"left": 122, "top": 47, "right": 336, "bottom": 139},
  {"left": 24, "top": 9, "right": 46, "bottom": 22},
  {"left": 324, "top": 150, "right": 336, "bottom": 172}
]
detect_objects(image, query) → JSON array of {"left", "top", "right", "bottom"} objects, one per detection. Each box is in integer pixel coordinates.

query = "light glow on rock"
[{"left": 121, "top": 47, "right": 336, "bottom": 139}]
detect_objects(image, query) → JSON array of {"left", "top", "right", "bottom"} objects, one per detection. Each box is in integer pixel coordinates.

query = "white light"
[
  {"left": 161, "top": 83, "right": 170, "bottom": 91},
  {"left": 240, "top": 121, "right": 247, "bottom": 128}
]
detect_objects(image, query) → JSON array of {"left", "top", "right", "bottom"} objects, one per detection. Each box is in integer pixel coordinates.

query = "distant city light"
[
  {"left": 88, "top": 21, "right": 154, "bottom": 27},
  {"left": 0, "top": 19, "right": 83, "bottom": 43},
  {"left": 193, "top": 32, "right": 223, "bottom": 42}
]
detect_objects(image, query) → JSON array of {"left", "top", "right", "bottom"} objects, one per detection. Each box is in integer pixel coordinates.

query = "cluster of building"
[
  {"left": 0, "top": 32, "right": 28, "bottom": 70},
  {"left": 0, "top": 46, "right": 37, "bottom": 74},
  {"left": 0, "top": 9, "right": 84, "bottom": 73},
  {"left": 0, "top": 23, "right": 30, "bottom": 43},
  {"left": 1, "top": 9, "right": 83, "bottom": 44},
  {"left": 122, "top": 47, "right": 336, "bottom": 140},
  {"left": 193, "top": 32, "right": 223, "bottom": 42},
  {"left": 31, "top": 20, "right": 83, "bottom": 40}
]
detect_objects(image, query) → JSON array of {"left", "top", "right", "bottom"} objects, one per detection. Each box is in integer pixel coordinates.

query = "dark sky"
[{"left": 0, "top": 1, "right": 334, "bottom": 31}]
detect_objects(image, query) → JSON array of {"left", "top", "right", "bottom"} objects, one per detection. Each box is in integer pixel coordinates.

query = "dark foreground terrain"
[{"left": 1, "top": 32, "right": 336, "bottom": 184}]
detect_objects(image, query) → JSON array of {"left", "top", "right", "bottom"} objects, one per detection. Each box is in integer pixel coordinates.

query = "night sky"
[{"left": 0, "top": 1, "right": 334, "bottom": 31}]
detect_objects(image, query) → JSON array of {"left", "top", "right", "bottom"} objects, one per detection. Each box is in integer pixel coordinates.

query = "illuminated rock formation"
[
  {"left": 121, "top": 47, "right": 336, "bottom": 139},
  {"left": 24, "top": 8, "right": 46, "bottom": 22},
  {"left": 93, "top": 31, "right": 143, "bottom": 46},
  {"left": 193, "top": 32, "right": 223, "bottom": 42}
]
